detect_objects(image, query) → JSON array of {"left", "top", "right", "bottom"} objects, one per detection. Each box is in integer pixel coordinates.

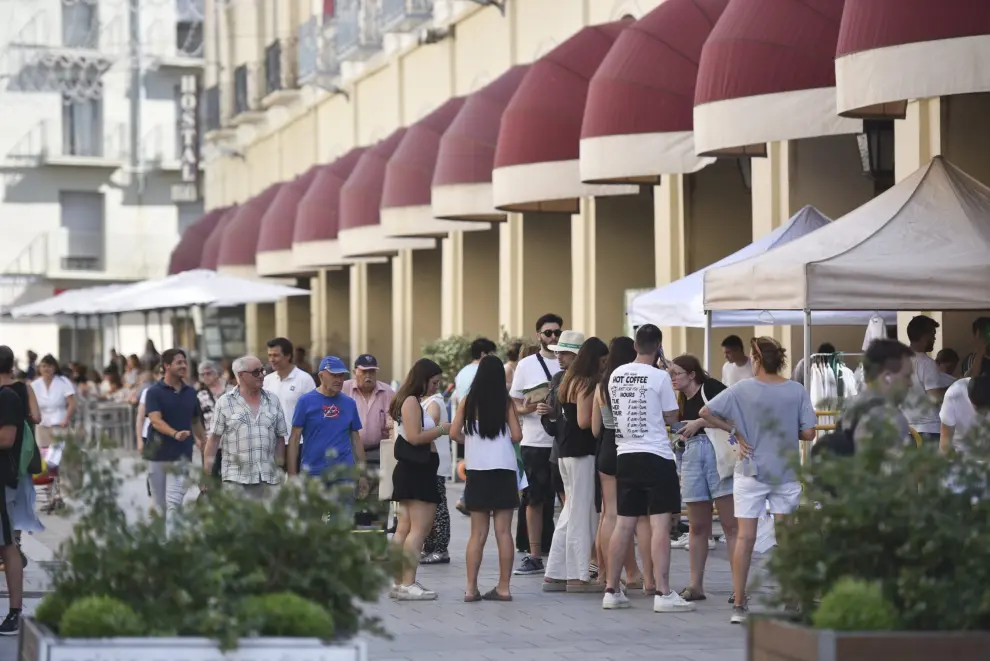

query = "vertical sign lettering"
[{"left": 172, "top": 73, "right": 200, "bottom": 203}]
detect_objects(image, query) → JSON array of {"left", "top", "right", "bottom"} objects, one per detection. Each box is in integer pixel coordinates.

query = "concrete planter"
[
  {"left": 19, "top": 617, "right": 367, "bottom": 661},
  {"left": 748, "top": 617, "right": 990, "bottom": 661}
]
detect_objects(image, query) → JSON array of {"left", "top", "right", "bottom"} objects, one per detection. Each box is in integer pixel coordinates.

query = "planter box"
[
  {"left": 748, "top": 617, "right": 990, "bottom": 661},
  {"left": 19, "top": 617, "right": 367, "bottom": 661}
]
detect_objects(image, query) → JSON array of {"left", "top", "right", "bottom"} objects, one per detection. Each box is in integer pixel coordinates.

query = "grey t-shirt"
[
  {"left": 841, "top": 390, "right": 912, "bottom": 447},
  {"left": 706, "top": 378, "right": 817, "bottom": 485}
]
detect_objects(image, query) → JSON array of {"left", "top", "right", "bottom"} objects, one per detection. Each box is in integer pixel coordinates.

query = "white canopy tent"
[
  {"left": 704, "top": 156, "right": 990, "bottom": 392},
  {"left": 9, "top": 285, "right": 128, "bottom": 318},
  {"left": 704, "top": 157, "right": 990, "bottom": 312},
  {"left": 629, "top": 205, "right": 897, "bottom": 328}
]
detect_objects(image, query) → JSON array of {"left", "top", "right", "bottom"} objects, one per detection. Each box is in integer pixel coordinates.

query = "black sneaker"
[
  {"left": 513, "top": 555, "right": 544, "bottom": 576},
  {"left": 0, "top": 611, "right": 20, "bottom": 636}
]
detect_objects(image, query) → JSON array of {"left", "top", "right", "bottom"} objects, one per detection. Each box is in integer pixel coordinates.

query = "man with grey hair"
[{"left": 203, "top": 355, "right": 288, "bottom": 499}]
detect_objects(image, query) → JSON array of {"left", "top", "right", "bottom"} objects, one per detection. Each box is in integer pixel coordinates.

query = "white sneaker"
[
  {"left": 395, "top": 582, "right": 438, "bottom": 601},
  {"left": 388, "top": 583, "right": 400, "bottom": 599},
  {"left": 602, "top": 590, "right": 631, "bottom": 610},
  {"left": 708, "top": 537, "right": 717, "bottom": 550},
  {"left": 654, "top": 591, "right": 696, "bottom": 613},
  {"left": 670, "top": 533, "right": 690, "bottom": 549}
]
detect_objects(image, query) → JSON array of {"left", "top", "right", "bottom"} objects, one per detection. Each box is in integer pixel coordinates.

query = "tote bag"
[{"left": 700, "top": 385, "right": 739, "bottom": 480}]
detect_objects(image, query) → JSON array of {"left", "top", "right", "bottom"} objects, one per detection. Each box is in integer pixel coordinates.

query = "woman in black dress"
[{"left": 389, "top": 359, "right": 450, "bottom": 602}]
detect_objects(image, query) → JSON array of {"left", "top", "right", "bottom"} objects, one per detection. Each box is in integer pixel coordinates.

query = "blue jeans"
[{"left": 680, "top": 435, "right": 733, "bottom": 504}]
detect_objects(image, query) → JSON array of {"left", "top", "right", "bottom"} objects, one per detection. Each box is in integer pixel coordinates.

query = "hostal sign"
[{"left": 171, "top": 74, "right": 200, "bottom": 203}]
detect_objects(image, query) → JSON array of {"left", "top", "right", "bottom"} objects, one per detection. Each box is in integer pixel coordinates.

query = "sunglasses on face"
[
  {"left": 240, "top": 368, "right": 266, "bottom": 378},
  {"left": 541, "top": 329, "right": 563, "bottom": 338}
]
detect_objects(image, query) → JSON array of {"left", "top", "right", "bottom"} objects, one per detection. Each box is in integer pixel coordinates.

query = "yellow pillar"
[
  {"left": 441, "top": 233, "right": 462, "bottom": 337},
  {"left": 349, "top": 262, "right": 368, "bottom": 360},
  {"left": 499, "top": 213, "right": 525, "bottom": 337},
  {"left": 653, "top": 174, "right": 688, "bottom": 355},
  {"left": 391, "top": 249, "right": 413, "bottom": 379},
  {"left": 366, "top": 261, "right": 394, "bottom": 381},
  {"left": 245, "top": 302, "right": 275, "bottom": 357},
  {"left": 895, "top": 98, "right": 942, "bottom": 350},
  {"left": 571, "top": 197, "right": 596, "bottom": 336},
  {"left": 311, "top": 271, "right": 326, "bottom": 359}
]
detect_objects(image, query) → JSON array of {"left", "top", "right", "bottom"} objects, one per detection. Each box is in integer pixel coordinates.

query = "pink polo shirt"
[{"left": 341, "top": 379, "right": 395, "bottom": 450}]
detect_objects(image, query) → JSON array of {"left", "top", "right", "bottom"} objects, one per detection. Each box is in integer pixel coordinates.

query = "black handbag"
[{"left": 394, "top": 407, "right": 431, "bottom": 465}]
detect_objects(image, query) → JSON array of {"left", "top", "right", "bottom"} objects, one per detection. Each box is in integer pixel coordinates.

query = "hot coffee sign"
[{"left": 171, "top": 73, "right": 201, "bottom": 203}]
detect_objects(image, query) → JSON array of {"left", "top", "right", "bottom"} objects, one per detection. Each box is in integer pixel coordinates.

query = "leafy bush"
[
  {"left": 238, "top": 593, "right": 335, "bottom": 639},
  {"left": 59, "top": 596, "right": 144, "bottom": 638},
  {"left": 41, "top": 437, "right": 399, "bottom": 649},
  {"left": 811, "top": 578, "right": 899, "bottom": 631},
  {"left": 34, "top": 592, "right": 70, "bottom": 631},
  {"left": 421, "top": 329, "right": 531, "bottom": 387},
  {"left": 768, "top": 414, "right": 990, "bottom": 631}
]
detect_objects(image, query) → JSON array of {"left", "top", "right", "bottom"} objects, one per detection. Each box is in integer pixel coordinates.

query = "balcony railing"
[
  {"left": 204, "top": 85, "right": 221, "bottom": 132},
  {"left": 62, "top": 1, "right": 100, "bottom": 49},
  {"left": 297, "top": 16, "right": 341, "bottom": 85},
  {"left": 2, "top": 229, "right": 175, "bottom": 281},
  {"left": 380, "top": 0, "right": 434, "bottom": 33},
  {"left": 333, "top": 0, "right": 383, "bottom": 61},
  {"left": 4, "top": 120, "right": 126, "bottom": 165},
  {"left": 264, "top": 40, "right": 283, "bottom": 96}
]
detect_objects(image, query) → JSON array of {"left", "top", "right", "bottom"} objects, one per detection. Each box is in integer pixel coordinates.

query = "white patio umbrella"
[{"left": 9, "top": 284, "right": 128, "bottom": 318}]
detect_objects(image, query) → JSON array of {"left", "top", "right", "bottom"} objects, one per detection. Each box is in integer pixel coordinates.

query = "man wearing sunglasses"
[{"left": 510, "top": 313, "right": 564, "bottom": 576}]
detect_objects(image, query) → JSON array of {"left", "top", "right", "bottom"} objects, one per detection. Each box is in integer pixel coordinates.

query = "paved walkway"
[{"left": 0, "top": 462, "right": 757, "bottom": 661}]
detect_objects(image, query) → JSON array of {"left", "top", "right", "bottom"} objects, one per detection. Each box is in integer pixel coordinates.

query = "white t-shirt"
[
  {"left": 31, "top": 376, "right": 75, "bottom": 427},
  {"left": 939, "top": 378, "right": 989, "bottom": 453},
  {"left": 139, "top": 388, "right": 151, "bottom": 438},
  {"left": 608, "top": 362, "right": 678, "bottom": 460},
  {"left": 509, "top": 352, "right": 560, "bottom": 448},
  {"left": 465, "top": 426, "right": 517, "bottom": 472},
  {"left": 904, "top": 352, "right": 942, "bottom": 434},
  {"left": 722, "top": 359, "right": 754, "bottom": 386},
  {"left": 263, "top": 367, "right": 316, "bottom": 440}
]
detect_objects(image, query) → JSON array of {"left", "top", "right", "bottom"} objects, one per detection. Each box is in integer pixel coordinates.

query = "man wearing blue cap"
[{"left": 287, "top": 357, "right": 368, "bottom": 496}]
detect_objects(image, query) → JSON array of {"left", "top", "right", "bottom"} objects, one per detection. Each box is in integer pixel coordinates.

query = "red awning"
[
  {"left": 199, "top": 206, "right": 239, "bottom": 270},
  {"left": 694, "top": 0, "right": 861, "bottom": 156},
  {"left": 216, "top": 184, "right": 283, "bottom": 271},
  {"left": 580, "top": 0, "right": 728, "bottom": 183},
  {"left": 493, "top": 22, "right": 638, "bottom": 213},
  {"left": 338, "top": 129, "right": 434, "bottom": 258},
  {"left": 168, "top": 206, "right": 228, "bottom": 274},
  {"left": 293, "top": 148, "right": 367, "bottom": 245},
  {"left": 431, "top": 65, "right": 529, "bottom": 222},
  {"left": 836, "top": 0, "right": 990, "bottom": 118},
  {"left": 257, "top": 167, "right": 319, "bottom": 254}
]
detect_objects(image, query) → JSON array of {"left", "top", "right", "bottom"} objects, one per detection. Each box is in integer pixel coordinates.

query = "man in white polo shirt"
[
  {"left": 510, "top": 313, "right": 563, "bottom": 576},
  {"left": 263, "top": 337, "right": 316, "bottom": 471}
]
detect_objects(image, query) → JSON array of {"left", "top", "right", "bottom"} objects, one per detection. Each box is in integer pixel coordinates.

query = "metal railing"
[
  {"left": 4, "top": 120, "right": 127, "bottom": 163},
  {"left": 333, "top": 0, "right": 383, "bottom": 61},
  {"left": 380, "top": 0, "right": 434, "bottom": 33},
  {"left": 73, "top": 397, "right": 137, "bottom": 452},
  {"left": 297, "top": 15, "right": 341, "bottom": 84},
  {"left": 1, "top": 229, "right": 174, "bottom": 281}
]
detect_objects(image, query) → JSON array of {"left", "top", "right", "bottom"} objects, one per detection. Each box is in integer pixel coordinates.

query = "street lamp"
[{"left": 856, "top": 119, "right": 895, "bottom": 194}]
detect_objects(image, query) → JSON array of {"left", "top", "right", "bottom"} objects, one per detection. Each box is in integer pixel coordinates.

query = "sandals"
[
  {"left": 420, "top": 552, "right": 450, "bottom": 565},
  {"left": 464, "top": 591, "right": 483, "bottom": 602},
  {"left": 542, "top": 579, "right": 567, "bottom": 592},
  {"left": 482, "top": 588, "right": 512, "bottom": 601},
  {"left": 622, "top": 578, "right": 644, "bottom": 591},
  {"left": 679, "top": 587, "right": 707, "bottom": 602}
]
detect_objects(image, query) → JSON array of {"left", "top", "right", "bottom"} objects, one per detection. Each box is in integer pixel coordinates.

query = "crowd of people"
[{"left": 0, "top": 308, "right": 986, "bottom": 635}]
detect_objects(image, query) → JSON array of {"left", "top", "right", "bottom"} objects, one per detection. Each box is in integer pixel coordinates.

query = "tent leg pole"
[
  {"left": 71, "top": 316, "right": 78, "bottom": 362},
  {"left": 143, "top": 310, "right": 149, "bottom": 345},
  {"left": 97, "top": 315, "right": 105, "bottom": 368},
  {"left": 704, "top": 310, "right": 712, "bottom": 372},
  {"left": 157, "top": 309, "right": 165, "bottom": 349},
  {"left": 114, "top": 313, "right": 121, "bottom": 355},
  {"left": 803, "top": 308, "right": 812, "bottom": 465}
]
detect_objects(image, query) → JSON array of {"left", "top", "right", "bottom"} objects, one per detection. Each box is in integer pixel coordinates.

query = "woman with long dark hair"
[
  {"left": 668, "top": 354, "right": 737, "bottom": 603},
  {"left": 592, "top": 337, "right": 650, "bottom": 592},
  {"left": 450, "top": 355, "right": 522, "bottom": 601},
  {"left": 389, "top": 358, "right": 450, "bottom": 601},
  {"left": 543, "top": 337, "right": 609, "bottom": 592}
]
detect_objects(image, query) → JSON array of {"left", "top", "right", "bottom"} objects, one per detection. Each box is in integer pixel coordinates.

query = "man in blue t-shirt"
[{"left": 287, "top": 356, "right": 366, "bottom": 494}]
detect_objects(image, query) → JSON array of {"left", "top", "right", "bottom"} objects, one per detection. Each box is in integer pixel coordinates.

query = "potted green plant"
[
  {"left": 749, "top": 417, "right": 990, "bottom": 660},
  {"left": 21, "top": 435, "right": 398, "bottom": 661}
]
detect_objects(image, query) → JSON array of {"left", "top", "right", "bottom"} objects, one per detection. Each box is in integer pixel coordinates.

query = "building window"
[
  {"left": 204, "top": 85, "right": 220, "bottom": 131},
  {"left": 62, "top": 96, "right": 103, "bottom": 157},
  {"left": 59, "top": 191, "right": 105, "bottom": 272},
  {"left": 264, "top": 40, "right": 282, "bottom": 96},
  {"left": 62, "top": 1, "right": 99, "bottom": 49},
  {"left": 176, "top": 0, "right": 204, "bottom": 55},
  {"left": 233, "top": 64, "right": 249, "bottom": 114}
]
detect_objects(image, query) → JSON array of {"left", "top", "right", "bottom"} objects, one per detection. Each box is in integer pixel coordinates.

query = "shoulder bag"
[
  {"left": 394, "top": 406, "right": 432, "bottom": 465},
  {"left": 700, "top": 384, "right": 739, "bottom": 480}
]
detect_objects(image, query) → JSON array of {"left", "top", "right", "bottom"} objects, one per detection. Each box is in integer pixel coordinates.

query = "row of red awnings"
[{"left": 169, "top": 0, "right": 990, "bottom": 276}]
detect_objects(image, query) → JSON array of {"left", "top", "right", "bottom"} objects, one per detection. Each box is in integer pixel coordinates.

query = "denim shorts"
[{"left": 680, "top": 435, "right": 733, "bottom": 503}]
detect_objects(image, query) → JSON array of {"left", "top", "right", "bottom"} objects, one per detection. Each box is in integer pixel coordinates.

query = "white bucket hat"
[{"left": 548, "top": 330, "right": 585, "bottom": 354}]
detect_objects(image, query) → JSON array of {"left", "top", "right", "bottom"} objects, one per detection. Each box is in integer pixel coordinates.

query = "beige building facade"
[{"left": 171, "top": 0, "right": 990, "bottom": 380}]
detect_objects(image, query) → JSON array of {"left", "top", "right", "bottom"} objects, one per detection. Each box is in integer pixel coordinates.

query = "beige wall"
[
  {"left": 411, "top": 249, "right": 443, "bottom": 362},
  {"left": 453, "top": 8, "right": 511, "bottom": 94},
  {"left": 316, "top": 96, "right": 357, "bottom": 161},
  {"left": 513, "top": 0, "right": 584, "bottom": 62},
  {"left": 401, "top": 41, "right": 455, "bottom": 122},
  {"left": 356, "top": 64, "right": 402, "bottom": 144},
  {"left": 520, "top": 213, "right": 572, "bottom": 334},
  {"left": 366, "top": 262, "right": 394, "bottom": 379},
  {"left": 594, "top": 191, "right": 654, "bottom": 341}
]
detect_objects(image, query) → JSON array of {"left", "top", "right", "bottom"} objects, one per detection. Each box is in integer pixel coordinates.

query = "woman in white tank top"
[
  {"left": 450, "top": 355, "right": 523, "bottom": 602},
  {"left": 421, "top": 390, "right": 452, "bottom": 564}
]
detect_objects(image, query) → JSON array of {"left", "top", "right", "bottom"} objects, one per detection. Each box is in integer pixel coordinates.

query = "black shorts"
[
  {"left": 0, "top": 489, "right": 13, "bottom": 547},
  {"left": 464, "top": 469, "right": 519, "bottom": 512},
  {"left": 597, "top": 428, "right": 617, "bottom": 476},
  {"left": 520, "top": 446, "right": 554, "bottom": 506},
  {"left": 616, "top": 452, "right": 680, "bottom": 518}
]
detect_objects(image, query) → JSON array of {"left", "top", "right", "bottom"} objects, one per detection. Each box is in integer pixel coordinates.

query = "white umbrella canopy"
[
  {"left": 9, "top": 284, "right": 129, "bottom": 318},
  {"left": 629, "top": 205, "right": 897, "bottom": 327},
  {"left": 92, "top": 270, "right": 310, "bottom": 313}
]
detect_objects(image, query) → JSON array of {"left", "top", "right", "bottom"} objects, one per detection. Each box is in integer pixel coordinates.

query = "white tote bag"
[{"left": 700, "top": 386, "right": 738, "bottom": 480}]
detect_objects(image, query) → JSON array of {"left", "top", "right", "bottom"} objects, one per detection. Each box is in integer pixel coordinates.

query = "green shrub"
[
  {"left": 238, "top": 593, "right": 335, "bottom": 639},
  {"left": 59, "top": 596, "right": 144, "bottom": 638},
  {"left": 769, "top": 412, "right": 990, "bottom": 631},
  {"left": 421, "top": 329, "right": 531, "bottom": 387},
  {"left": 812, "top": 578, "right": 900, "bottom": 631},
  {"left": 34, "top": 592, "right": 70, "bottom": 631}
]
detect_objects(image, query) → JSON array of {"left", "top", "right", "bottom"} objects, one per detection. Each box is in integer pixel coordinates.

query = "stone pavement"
[
  {"left": 0, "top": 460, "right": 763, "bottom": 661},
  {"left": 362, "top": 485, "right": 751, "bottom": 661}
]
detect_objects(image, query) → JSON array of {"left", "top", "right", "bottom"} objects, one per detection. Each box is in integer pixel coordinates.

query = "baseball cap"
[
  {"left": 354, "top": 354, "right": 379, "bottom": 370},
  {"left": 548, "top": 330, "right": 585, "bottom": 354},
  {"left": 319, "top": 356, "right": 349, "bottom": 374}
]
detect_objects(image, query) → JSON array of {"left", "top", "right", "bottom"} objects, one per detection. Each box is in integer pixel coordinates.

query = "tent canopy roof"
[
  {"left": 704, "top": 157, "right": 990, "bottom": 312},
  {"left": 630, "top": 205, "right": 895, "bottom": 327}
]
